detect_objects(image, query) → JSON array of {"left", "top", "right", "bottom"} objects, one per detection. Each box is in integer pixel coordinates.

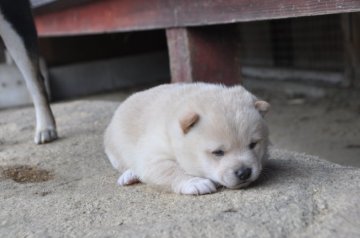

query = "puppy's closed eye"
[
  {"left": 212, "top": 150, "right": 225, "bottom": 157},
  {"left": 249, "top": 142, "right": 257, "bottom": 149}
]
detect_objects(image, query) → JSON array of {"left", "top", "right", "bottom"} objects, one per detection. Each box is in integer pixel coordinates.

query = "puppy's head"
[{"left": 172, "top": 86, "right": 270, "bottom": 189}]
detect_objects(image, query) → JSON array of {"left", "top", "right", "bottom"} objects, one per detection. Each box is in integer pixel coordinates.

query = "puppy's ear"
[
  {"left": 255, "top": 100, "right": 270, "bottom": 116},
  {"left": 180, "top": 112, "right": 200, "bottom": 134}
]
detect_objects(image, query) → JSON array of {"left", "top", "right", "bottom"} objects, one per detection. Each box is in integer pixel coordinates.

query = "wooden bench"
[{"left": 32, "top": 0, "right": 360, "bottom": 85}]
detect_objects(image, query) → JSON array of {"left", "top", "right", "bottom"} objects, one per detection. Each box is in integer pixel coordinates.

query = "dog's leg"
[
  {"left": 0, "top": 2, "right": 57, "bottom": 144},
  {"left": 117, "top": 169, "right": 140, "bottom": 186},
  {"left": 141, "top": 159, "right": 217, "bottom": 195}
]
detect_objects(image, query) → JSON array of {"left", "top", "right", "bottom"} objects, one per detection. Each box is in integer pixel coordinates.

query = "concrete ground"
[
  {"left": 248, "top": 80, "right": 360, "bottom": 168},
  {"left": 1, "top": 99, "right": 360, "bottom": 237}
]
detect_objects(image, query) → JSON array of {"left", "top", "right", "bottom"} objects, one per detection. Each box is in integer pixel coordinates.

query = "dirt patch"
[{"left": 2, "top": 165, "right": 53, "bottom": 183}]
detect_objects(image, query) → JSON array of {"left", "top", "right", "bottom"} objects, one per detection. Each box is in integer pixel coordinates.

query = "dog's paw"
[
  {"left": 117, "top": 169, "right": 140, "bottom": 186},
  {"left": 178, "top": 177, "right": 217, "bottom": 195},
  {"left": 34, "top": 128, "right": 58, "bottom": 144}
]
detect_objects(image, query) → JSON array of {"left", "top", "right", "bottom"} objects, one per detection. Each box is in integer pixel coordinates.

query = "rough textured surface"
[{"left": 0, "top": 100, "right": 360, "bottom": 237}]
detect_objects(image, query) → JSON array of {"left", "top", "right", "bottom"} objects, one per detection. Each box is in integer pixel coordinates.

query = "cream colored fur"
[{"left": 104, "top": 83, "right": 270, "bottom": 195}]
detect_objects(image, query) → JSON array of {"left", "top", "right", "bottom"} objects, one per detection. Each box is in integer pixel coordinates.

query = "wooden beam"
[
  {"left": 352, "top": 13, "right": 360, "bottom": 88},
  {"left": 35, "top": 0, "right": 360, "bottom": 36},
  {"left": 342, "top": 13, "right": 360, "bottom": 87},
  {"left": 166, "top": 28, "right": 192, "bottom": 83},
  {"left": 342, "top": 14, "right": 355, "bottom": 86},
  {"left": 166, "top": 26, "right": 240, "bottom": 85}
]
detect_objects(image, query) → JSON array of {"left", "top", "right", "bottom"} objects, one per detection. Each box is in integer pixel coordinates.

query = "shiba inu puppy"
[{"left": 104, "top": 83, "right": 270, "bottom": 195}]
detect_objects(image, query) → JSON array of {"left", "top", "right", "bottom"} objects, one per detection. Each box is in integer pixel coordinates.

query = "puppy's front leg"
[{"left": 142, "top": 159, "right": 217, "bottom": 195}]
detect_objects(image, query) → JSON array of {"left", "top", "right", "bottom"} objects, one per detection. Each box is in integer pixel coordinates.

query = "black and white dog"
[{"left": 0, "top": 0, "right": 57, "bottom": 144}]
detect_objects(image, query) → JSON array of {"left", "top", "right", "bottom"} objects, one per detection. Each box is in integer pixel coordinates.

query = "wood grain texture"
[
  {"left": 166, "top": 26, "right": 240, "bottom": 85},
  {"left": 166, "top": 28, "right": 193, "bottom": 83},
  {"left": 342, "top": 13, "right": 360, "bottom": 87},
  {"left": 35, "top": 0, "right": 360, "bottom": 36}
]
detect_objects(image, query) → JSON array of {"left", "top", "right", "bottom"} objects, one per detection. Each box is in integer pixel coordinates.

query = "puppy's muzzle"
[{"left": 235, "top": 167, "right": 252, "bottom": 181}]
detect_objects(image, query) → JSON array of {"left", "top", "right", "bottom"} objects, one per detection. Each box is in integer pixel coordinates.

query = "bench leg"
[{"left": 166, "top": 25, "right": 241, "bottom": 85}]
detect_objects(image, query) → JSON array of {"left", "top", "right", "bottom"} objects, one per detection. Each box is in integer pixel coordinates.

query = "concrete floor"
[
  {"left": 85, "top": 80, "right": 360, "bottom": 168},
  {"left": 1, "top": 101, "right": 359, "bottom": 237},
  {"left": 259, "top": 86, "right": 360, "bottom": 168}
]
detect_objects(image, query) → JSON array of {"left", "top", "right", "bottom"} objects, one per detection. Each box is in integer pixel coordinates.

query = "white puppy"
[{"left": 104, "top": 83, "right": 270, "bottom": 195}]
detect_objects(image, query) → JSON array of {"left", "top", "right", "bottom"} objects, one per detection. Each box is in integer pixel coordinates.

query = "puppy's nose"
[{"left": 235, "top": 168, "right": 252, "bottom": 181}]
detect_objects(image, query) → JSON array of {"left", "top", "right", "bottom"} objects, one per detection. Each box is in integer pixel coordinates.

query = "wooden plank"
[
  {"left": 35, "top": 0, "right": 172, "bottom": 36},
  {"left": 342, "top": 14, "right": 355, "bottom": 86},
  {"left": 166, "top": 26, "right": 240, "bottom": 85},
  {"left": 352, "top": 13, "right": 360, "bottom": 88},
  {"left": 342, "top": 13, "right": 360, "bottom": 87},
  {"left": 242, "top": 66, "right": 344, "bottom": 84},
  {"left": 35, "top": 0, "right": 360, "bottom": 36},
  {"left": 166, "top": 28, "right": 192, "bottom": 83}
]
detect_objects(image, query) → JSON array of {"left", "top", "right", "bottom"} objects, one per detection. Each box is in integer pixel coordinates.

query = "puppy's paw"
[
  {"left": 34, "top": 128, "right": 58, "bottom": 144},
  {"left": 178, "top": 177, "right": 217, "bottom": 195},
  {"left": 117, "top": 169, "right": 140, "bottom": 186}
]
